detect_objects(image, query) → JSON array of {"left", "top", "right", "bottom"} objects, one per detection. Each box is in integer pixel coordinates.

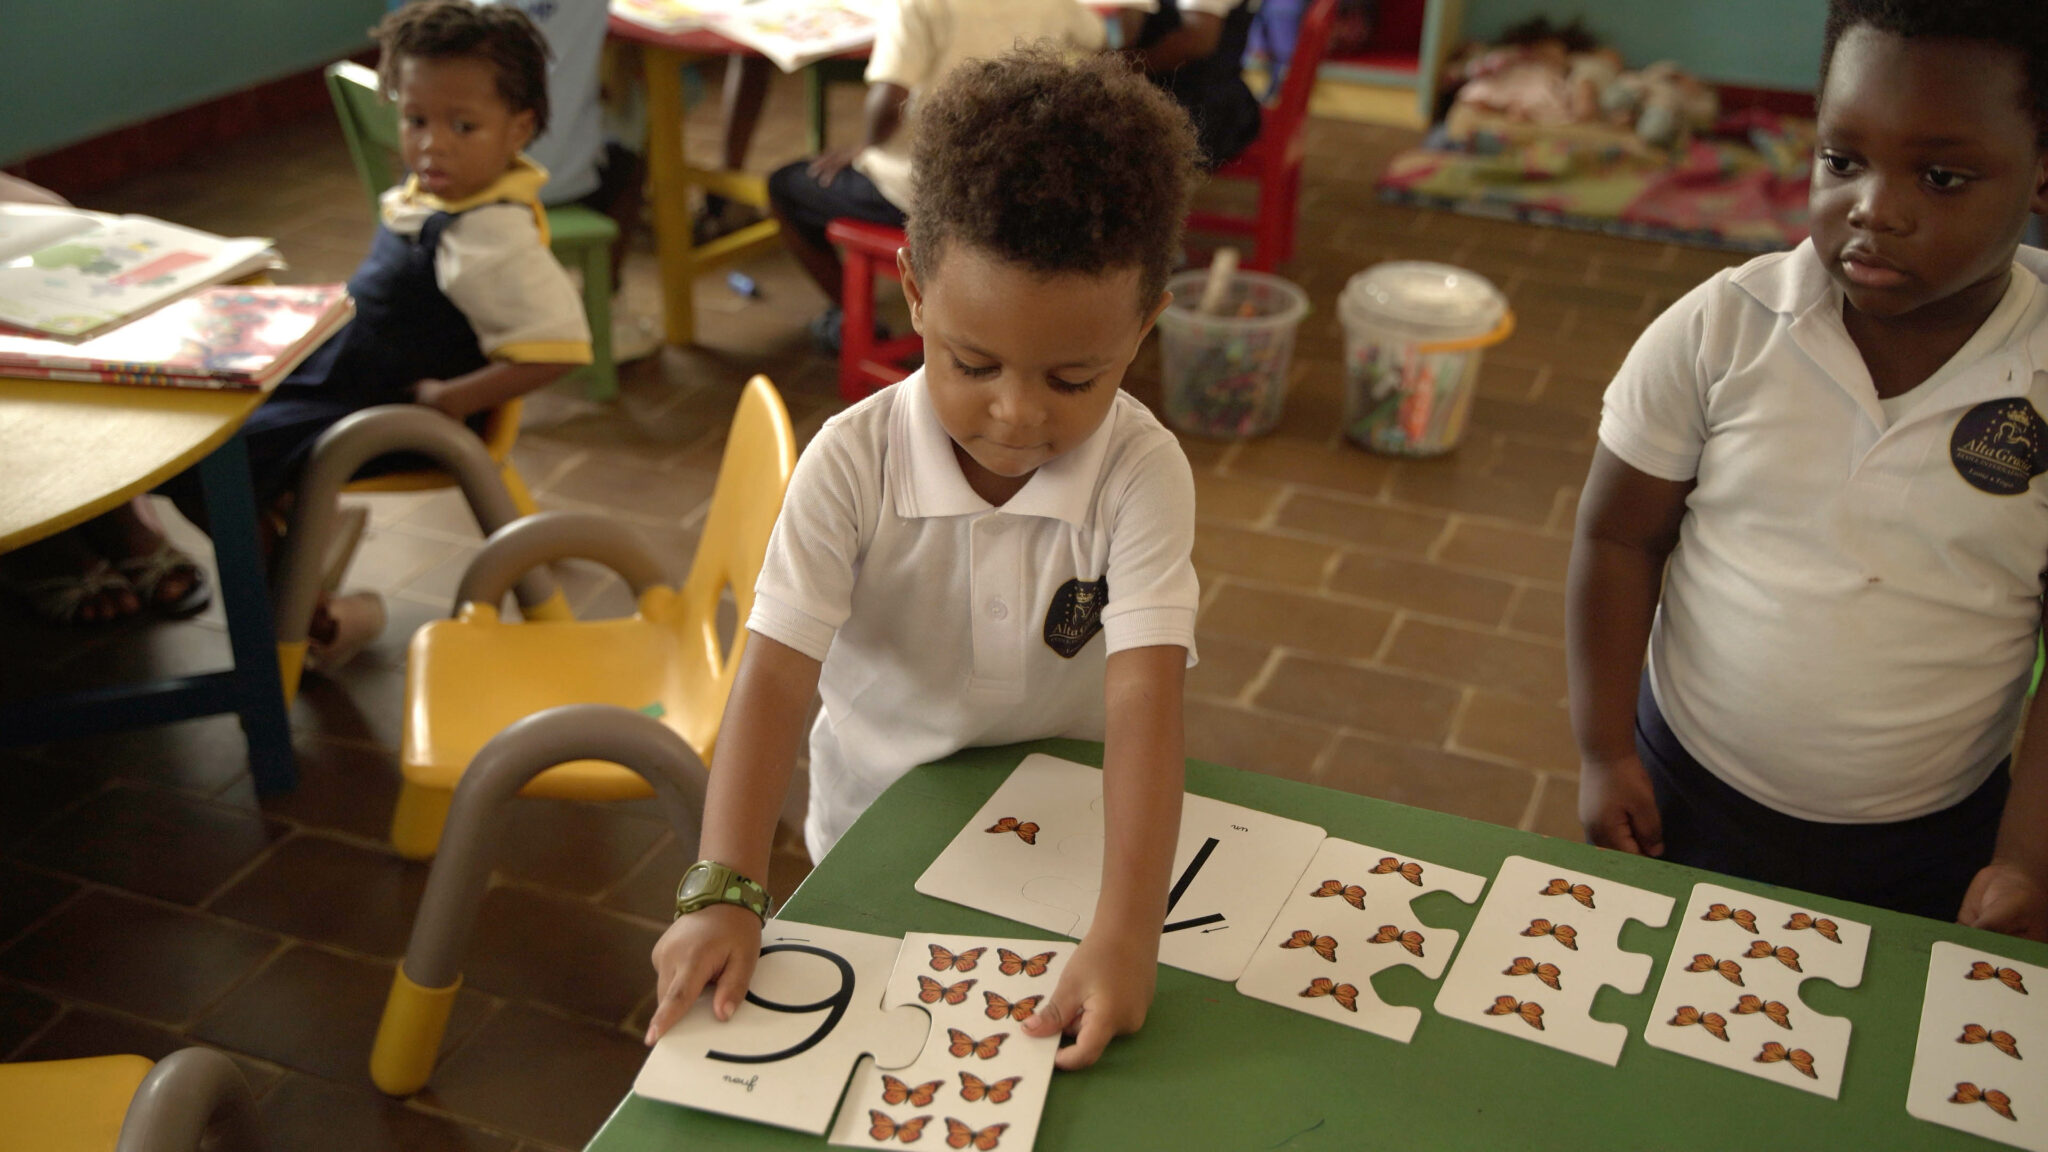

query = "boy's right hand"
[
  {"left": 1579, "top": 753, "right": 1664, "bottom": 857},
  {"left": 645, "top": 904, "right": 763, "bottom": 1046}
]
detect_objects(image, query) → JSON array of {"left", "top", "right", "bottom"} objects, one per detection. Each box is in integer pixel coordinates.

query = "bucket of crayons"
[
  {"left": 1156, "top": 268, "right": 1310, "bottom": 439},
  {"left": 1340, "top": 262, "right": 1514, "bottom": 456}
]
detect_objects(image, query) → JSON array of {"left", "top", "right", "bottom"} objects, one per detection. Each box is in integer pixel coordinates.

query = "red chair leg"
[
  {"left": 1279, "top": 163, "right": 1303, "bottom": 264},
  {"left": 838, "top": 246, "right": 879, "bottom": 402}
]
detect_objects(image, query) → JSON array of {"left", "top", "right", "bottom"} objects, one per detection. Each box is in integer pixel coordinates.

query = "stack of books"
[
  {"left": 0, "top": 283, "right": 354, "bottom": 392},
  {"left": 0, "top": 203, "right": 282, "bottom": 340}
]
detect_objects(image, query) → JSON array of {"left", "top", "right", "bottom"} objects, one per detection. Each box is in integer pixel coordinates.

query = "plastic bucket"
[
  {"left": 1340, "top": 262, "right": 1515, "bottom": 456},
  {"left": 1156, "top": 269, "right": 1310, "bottom": 439}
]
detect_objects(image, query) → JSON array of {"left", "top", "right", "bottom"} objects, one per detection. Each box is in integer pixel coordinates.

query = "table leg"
[
  {"left": 199, "top": 437, "right": 295, "bottom": 795},
  {"left": 644, "top": 45, "right": 698, "bottom": 347}
]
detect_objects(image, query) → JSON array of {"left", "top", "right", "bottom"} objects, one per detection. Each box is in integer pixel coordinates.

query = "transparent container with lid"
[{"left": 1339, "top": 261, "right": 1515, "bottom": 456}]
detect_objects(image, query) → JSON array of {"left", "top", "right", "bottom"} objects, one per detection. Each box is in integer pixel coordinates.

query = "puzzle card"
[
  {"left": 1906, "top": 942, "right": 2046, "bottom": 1151},
  {"left": 634, "top": 920, "right": 931, "bottom": 1134},
  {"left": 915, "top": 754, "right": 1326, "bottom": 981},
  {"left": 1235, "top": 838, "right": 1486, "bottom": 1042},
  {"left": 1643, "top": 883, "right": 1870, "bottom": 1098},
  {"left": 1433, "top": 854, "right": 1674, "bottom": 1065},
  {"left": 829, "top": 932, "right": 1070, "bottom": 1151}
]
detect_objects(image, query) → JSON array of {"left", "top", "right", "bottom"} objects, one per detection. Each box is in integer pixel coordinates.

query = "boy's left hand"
[
  {"left": 1959, "top": 860, "right": 2048, "bottom": 942},
  {"left": 1021, "top": 927, "right": 1158, "bottom": 1070},
  {"left": 411, "top": 378, "right": 459, "bottom": 416}
]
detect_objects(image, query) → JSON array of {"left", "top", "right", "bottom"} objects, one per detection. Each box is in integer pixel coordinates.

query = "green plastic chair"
[{"left": 324, "top": 61, "right": 620, "bottom": 401}]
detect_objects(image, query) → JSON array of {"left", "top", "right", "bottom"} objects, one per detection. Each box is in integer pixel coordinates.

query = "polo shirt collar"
[{"left": 887, "top": 369, "right": 1117, "bottom": 526}]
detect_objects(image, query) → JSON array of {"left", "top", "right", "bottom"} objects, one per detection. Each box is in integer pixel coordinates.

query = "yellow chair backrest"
[{"left": 0, "top": 1055, "right": 151, "bottom": 1152}]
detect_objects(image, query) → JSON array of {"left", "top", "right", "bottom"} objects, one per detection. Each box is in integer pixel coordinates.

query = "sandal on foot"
[
  {"left": 116, "top": 543, "right": 211, "bottom": 619},
  {"left": 10, "top": 559, "right": 138, "bottom": 626}
]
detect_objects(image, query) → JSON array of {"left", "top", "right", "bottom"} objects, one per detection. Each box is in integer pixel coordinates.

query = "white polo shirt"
[
  {"left": 749, "top": 370, "right": 1199, "bottom": 857},
  {"left": 1601, "top": 241, "right": 2048, "bottom": 823}
]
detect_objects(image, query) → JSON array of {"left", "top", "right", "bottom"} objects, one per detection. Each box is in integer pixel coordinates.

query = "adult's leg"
[{"left": 766, "top": 160, "right": 907, "bottom": 307}]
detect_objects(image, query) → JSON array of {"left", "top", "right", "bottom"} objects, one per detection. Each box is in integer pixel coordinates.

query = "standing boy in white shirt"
[{"left": 648, "top": 50, "right": 1207, "bottom": 1065}]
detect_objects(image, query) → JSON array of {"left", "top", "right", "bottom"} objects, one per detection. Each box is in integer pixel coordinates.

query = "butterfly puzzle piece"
[
  {"left": 1436, "top": 855, "right": 1673, "bottom": 1066},
  {"left": 1907, "top": 942, "right": 2048, "bottom": 1152},
  {"left": 1645, "top": 883, "right": 1870, "bottom": 1099},
  {"left": 1237, "top": 837, "right": 1486, "bottom": 1044}
]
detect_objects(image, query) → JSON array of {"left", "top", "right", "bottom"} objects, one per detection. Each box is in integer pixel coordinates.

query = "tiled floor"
[{"left": 0, "top": 62, "right": 1747, "bottom": 1150}]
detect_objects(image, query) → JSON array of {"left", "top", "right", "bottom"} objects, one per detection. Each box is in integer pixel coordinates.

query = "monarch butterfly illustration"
[
  {"left": 1522, "top": 919, "right": 1578, "bottom": 951},
  {"left": 1959, "top": 1024, "right": 2022, "bottom": 1059},
  {"left": 946, "top": 1029, "right": 1007, "bottom": 1060},
  {"left": 1968, "top": 962, "right": 2029, "bottom": 994},
  {"left": 985, "top": 817, "right": 1038, "bottom": 845},
  {"left": 1745, "top": 941, "right": 1802, "bottom": 971},
  {"left": 1486, "top": 994, "right": 1545, "bottom": 1030},
  {"left": 1282, "top": 930, "right": 1340, "bottom": 962},
  {"left": 918, "top": 977, "right": 976, "bottom": 1005},
  {"left": 1784, "top": 912, "right": 1841, "bottom": 943},
  {"left": 1669, "top": 1005, "right": 1729, "bottom": 1041},
  {"left": 1687, "top": 954, "right": 1745, "bottom": 986},
  {"left": 983, "top": 991, "right": 1041, "bottom": 1022},
  {"left": 882, "top": 1075, "right": 942, "bottom": 1107},
  {"left": 1732, "top": 995, "right": 1792, "bottom": 1030},
  {"left": 1756, "top": 1042, "right": 1817, "bottom": 1079},
  {"left": 1951, "top": 1082, "right": 2017, "bottom": 1121},
  {"left": 1301, "top": 977, "right": 1360, "bottom": 1011},
  {"left": 1368, "top": 925, "right": 1425, "bottom": 957},
  {"left": 1313, "top": 880, "right": 1367, "bottom": 910},
  {"left": 929, "top": 944, "right": 987, "bottom": 973},
  {"left": 1371, "top": 857, "right": 1425, "bottom": 886},
  {"left": 1504, "top": 956, "right": 1562, "bottom": 990},
  {"left": 997, "top": 948, "right": 1054, "bottom": 978},
  {"left": 944, "top": 1118, "right": 1009, "bottom": 1149},
  {"left": 958, "top": 1072, "right": 1022, "bottom": 1104},
  {"left": 869, "top": 1110, "right": 932, "bottom": 1143},
  {"left": 1542, "top": 879, "right": 1596, "bottom": 908},
  {"left": 1702, "top": 904, "right": 1758, "bottom": 934}
]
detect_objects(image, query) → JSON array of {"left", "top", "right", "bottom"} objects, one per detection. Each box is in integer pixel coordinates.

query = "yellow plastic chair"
[
  {"left": 0, "top": 1049, "right": 261, "bottom": 1152},
  {"left": 392, "top": 374, "right": 796, "bottom": 858}
]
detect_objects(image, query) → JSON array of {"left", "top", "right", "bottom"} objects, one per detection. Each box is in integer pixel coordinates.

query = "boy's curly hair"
[
  {"left": 1822, "top": 0, "right": 2048, "bottom": 145},
  {"left": 374, "top": 0, "right": 553, "bottom": 137},
  {"left": 908, "top": 47, "right": 1203, "bottom": 312}
]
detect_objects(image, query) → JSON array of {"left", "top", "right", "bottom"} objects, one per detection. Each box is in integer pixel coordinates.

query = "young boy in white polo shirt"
[
  {"left": 1568, "top": 0, "right": 2048, "bottom": 939},
  {"left": 647, "top": 50, "right": 1207, "bottom": 1065}
]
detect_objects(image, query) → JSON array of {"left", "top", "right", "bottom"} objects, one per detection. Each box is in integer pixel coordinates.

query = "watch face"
[{"left": 679, "top": 866, "right": 720, "bottom": 902}]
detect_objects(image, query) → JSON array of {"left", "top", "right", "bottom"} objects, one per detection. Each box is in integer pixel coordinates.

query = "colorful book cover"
[
  {"left": 0, "top": 204, "right": 281, "bottom": 340},
  {"left": 0, "top": 283, "right": 352, "bottom": 392},
  {"left": 704, "top": 0, "right": 876, "bottom": 72},
  {"left": 610, "top": 0, "right": 751, "bottom": 33}
]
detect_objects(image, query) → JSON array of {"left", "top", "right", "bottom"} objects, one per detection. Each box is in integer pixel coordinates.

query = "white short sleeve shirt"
[
  {"left": 749, "top": 369, "right": 1199, "bottom": 856},
  {"left": 1600, "top": 241, "right": 2048, "bottom": 823}
]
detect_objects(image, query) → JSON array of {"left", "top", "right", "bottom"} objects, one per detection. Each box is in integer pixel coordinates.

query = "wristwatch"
[{"left": 674, "top": 859, "right": 771, "bottom": 924}]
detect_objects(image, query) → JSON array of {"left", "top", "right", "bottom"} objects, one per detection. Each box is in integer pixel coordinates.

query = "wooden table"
[
  {"left": 0, "top": 376, "right": 293, "bottom": 792},
  {"left": 585, "top": 738, "right": 2048, "bottom": 1151}
]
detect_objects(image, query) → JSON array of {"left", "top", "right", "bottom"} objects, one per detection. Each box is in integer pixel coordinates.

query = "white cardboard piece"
[{"left": 1906, "top": 942, "right": 2046, "bottom": 1151}]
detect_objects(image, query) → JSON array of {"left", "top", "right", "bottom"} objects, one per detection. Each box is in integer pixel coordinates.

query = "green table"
[{"left": 587, "top": 739, "right": 2048, "bottom": 1151}]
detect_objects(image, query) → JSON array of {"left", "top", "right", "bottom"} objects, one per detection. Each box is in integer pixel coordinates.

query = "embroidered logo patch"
[
  {"left": 1042, "top": 577, "right": 1108, "bottom": 658},
  {"left": 1950, "top": 399, "right": 2048, "bottom": 495}
]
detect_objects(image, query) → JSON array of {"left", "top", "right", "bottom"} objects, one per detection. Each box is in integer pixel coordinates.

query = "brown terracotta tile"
[
  {"left": 15, "top": 783, "right": 288, "bottom": 905},
  {"left": 1193, "top": 524, "right": 1336, "bottom": 590},
  {"left": 543, "top": 456, "right": 715, "bottom": 524},
  {"left": 1452, "top": 691, "right": 1581, "bottom": 775},
  {"left": 254, "top": 738, "right": 406, "bottom": 841},
  {"left": 0, "top": 861, "right": 78, "bottom": 947},
  {"left": 32, "top": 714, "right": 250, "bottom": 797},
  {"left": 1273, "top": 492, "right": 1448, "bottom": 554},
  {"left": 291, "top": 660, "right": 407, "bottom": 751},
  {"left": 603, "top": 836, "right": 690, "bottom": 923},
  {"left": 1538, "top": 367, "right": 1616, "bottom": 412},
  {"left": 1466, "top": 397, "right": 1596, "bottom": 446},
  {"left": 1385, "top": 456, "right": 1559, "bottom": 525},
  {"left": 463, "top": 886, "right": 662, "bottom": 1025},
  {"left": 1186, "top": 632, "right": 1275, "bottom": 702},
  {"left": 1489, "top": 441, "right": 1594, "bottom": 492},
  {"left": 15, "top": 1004, "right": 280, "bottom": 1098},
  {"left": 1436, "top": 520, "right": 1573, "bottom": 585},
  {"left": 421, "top": 1003, "right": 647, "bottom": 1148},
  {"left": 0, "top": 983, "right": 59, "bottom": 1057},
  {"left": 259, "top": 1072, "right": 518, "bottom": 1152},
  {"left": 1315, "top": 735, "right": 1538, "bottom": 829},
  {"left": 193, "top": 944, "right": 491, "bottom": 1086},
  {"left": 0, "top": 750, "right": 112, "bottom": 852},
  {"left": 1227, "top": 437, "right": 1397, "bottom": 498},
  {"left": 1473, "top": 359, "right": 1542, "bottom": 403},
  {"left": 1183, "top": 700, "right": 1334, "bottom": 783},
  {"left": 0, "top": 891, "right": 278, "bottom": 1027},
  {"left": 1382, "top": 619, "right": 1568, "bottom": 705},
  {"left": 209, "top": 834, "right": 428, "bottom": 959},
  {"left": 1328, "top": 552, "right": 1514, "bottom": 626},
  {"left": 1252, "top": 655, "right": 1462, "bottom": 744},
  {"left": 490, "top": 799, "right": 672, "bottom": 898},
  {"left": 1197, "top": 583, "right": 1393, "bottom": 663},
  {"left": 1505, "top": 586, "right": 1567, "bottom": 641},
  {"left": 1191, "top": 472, "right": 1284, "bottom": 526},
  {"left": 1528, "top": 774, "right": 1585, "bottom": 841}
]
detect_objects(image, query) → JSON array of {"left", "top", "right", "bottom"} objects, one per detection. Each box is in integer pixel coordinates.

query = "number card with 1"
[
  {"left": 1906, "top": 942, "right": 2046, "bottom": 1152},
  {"left": 634, "top": 921, "right": 930, "bottom": 1134},
  {"left": 829, "top": 933, "right": 1070, "bottom": 1151}
]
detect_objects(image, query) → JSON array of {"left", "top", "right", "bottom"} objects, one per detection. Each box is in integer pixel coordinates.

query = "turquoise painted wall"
[
  {"left": 2, "top": 0, "right": 388, "bottom": 164},
  {"left": 1461, "top": 0, "right": 1830, "bottom": 90}
]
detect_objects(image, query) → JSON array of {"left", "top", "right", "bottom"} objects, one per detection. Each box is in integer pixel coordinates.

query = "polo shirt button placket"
[{"left": 988, "top": 599, "right": 1008, "bottom": 620}]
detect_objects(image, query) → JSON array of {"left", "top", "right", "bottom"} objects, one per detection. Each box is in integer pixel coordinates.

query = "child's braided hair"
[{"left": 374, "top": 0, "right": 553, "bottom": 137}]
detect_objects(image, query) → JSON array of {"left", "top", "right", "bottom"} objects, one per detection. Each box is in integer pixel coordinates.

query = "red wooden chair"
[
  {"left": 826, "top": 218, "right": 923, "bottom": 401},
  {"left": 1186, "top": 0, "right": 1340, "bottom": 272}
]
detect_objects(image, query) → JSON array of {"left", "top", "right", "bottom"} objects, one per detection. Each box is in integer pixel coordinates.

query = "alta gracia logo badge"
[
  {"left": 1042, "top": 577, "right": 1108, "bottom": 658},
  {"left": 1950, "top": 398, "right": 2048, "bottom": 495}
]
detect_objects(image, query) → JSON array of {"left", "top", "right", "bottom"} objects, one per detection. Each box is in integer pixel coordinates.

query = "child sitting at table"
[
  {"left": 764, "top": 0, "right": 1108, "bottom": 354},
  {"left": 1567, "top": 0, "right": 2048, "bottom": 939},
  {"left": 162, "top": 0, "right": 591, "bottom": 667},
  {"left": 648, "top": 48, "right": 1205, "bottom": 1067}
]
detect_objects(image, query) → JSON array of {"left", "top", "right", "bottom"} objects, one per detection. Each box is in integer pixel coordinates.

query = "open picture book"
[{"left": 0, "top": 203, "right": 280, "bottom": 340}]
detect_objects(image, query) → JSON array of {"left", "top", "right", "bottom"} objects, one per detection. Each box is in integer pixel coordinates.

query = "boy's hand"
[
  {"left": 1020, "top": 928, "right": 1157, "bottom": 1070},
  {"left": 1579, "top": 753, "right": 1664, "bottom": 857},
  {"left": 644, "top": 904, "right": 764, "bottom": 1045},
  {"left": 411, "top": 378, "right": 458, "bottom": 416},
  {"left": 806, "top": 149, "right": 860, "bottom": 187},
  {"left": 1959, "top": 860, "right": 2048, "bottom": 942}
]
